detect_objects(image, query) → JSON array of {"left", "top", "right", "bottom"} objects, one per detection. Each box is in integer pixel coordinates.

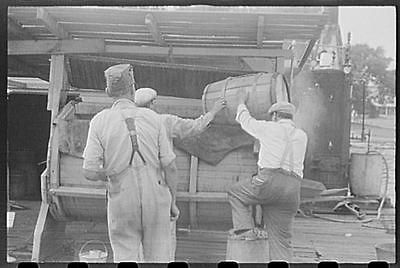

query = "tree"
[{"left": 349, "top": 44, "right": 394, "bottom": 116}]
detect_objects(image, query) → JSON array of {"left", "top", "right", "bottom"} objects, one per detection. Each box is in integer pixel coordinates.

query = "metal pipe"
[{"left": 361, "top": 81, "right": 366, "bottom": 142}]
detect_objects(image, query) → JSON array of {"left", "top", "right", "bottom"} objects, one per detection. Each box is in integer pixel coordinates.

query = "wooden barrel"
[{"left": 202, "top": 73, "right": 289, "bottom": 125}]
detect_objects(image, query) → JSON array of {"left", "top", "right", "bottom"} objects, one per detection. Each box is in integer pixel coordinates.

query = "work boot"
[{"left": 229, "top": 228, "right": 257, "bottom": 240}]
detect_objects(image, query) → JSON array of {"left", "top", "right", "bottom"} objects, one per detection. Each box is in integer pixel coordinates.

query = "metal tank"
[{"left": 291, "top": 69, "right": 351, "bottom": 189}]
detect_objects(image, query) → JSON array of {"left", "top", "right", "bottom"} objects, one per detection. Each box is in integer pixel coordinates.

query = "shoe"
[
  {"left": 230, "top": 229, "right": 257, "bottom": 240},
  {"left": 253, "top": 227, "right": 268, "bottom": 239}
]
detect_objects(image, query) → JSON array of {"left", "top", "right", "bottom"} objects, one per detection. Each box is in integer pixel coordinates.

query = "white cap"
[
  {"left": 134, "top": 87, "right": 157, "bottom": 107},
  {"left": 268, "top": 101, "right": 296, "bottom": 115}
]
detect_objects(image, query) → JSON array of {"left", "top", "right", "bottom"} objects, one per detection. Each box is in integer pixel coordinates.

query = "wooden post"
[
  {"left": 32, "top": 54, "right": 69, "bottom": 261},
  {"left": 189, "top": 155, "right": 199, "bottom": 228},
  {"left": 31, "top": 203, "right": 66, "bottom": 262}
]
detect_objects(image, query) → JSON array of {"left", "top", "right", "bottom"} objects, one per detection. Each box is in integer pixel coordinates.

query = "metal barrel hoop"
[
  {"left": 79, "top": 240, "right": 108, "bottom": 257},
  {"left": 282, "top": 74, "right": 291, "bottom": 102},
  {"left": 270, "top": 73, "right": 278, "bottom": 106},
  {"left": 202, "top": 83, "right": 211, "bottom": 114},
  {"left": 221, "top": 77, "right": 232, "bottom": 119}
]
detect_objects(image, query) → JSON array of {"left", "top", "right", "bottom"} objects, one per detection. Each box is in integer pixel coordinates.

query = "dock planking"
[{"left": 7, "top": 201, "right": 395, "bottom": 263}]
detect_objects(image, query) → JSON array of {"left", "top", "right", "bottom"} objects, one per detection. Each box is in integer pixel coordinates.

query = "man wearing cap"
[
  {"left": 82, "top": 64, "right": 178, "bottom": 262},
  {"left": 135, "top": 87, "right": 226, "bottom": 259},
  {"left": 228, "top": 89, "right": 308, "bottom": 262}
]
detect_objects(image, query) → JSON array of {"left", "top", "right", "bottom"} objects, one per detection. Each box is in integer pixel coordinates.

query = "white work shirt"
[
  {"left": 160, "top": 112, "right": 214, "bottom": 145},
  {"left": 236, "top": 104, "right": 308, "bottom": 178},
  {"left": 83, "top": 98, "right": 175, "bottom": 176}
]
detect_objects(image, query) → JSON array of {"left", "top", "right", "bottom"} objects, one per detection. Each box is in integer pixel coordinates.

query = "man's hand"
[
  {"left": 209, "top": 98, "right": 227, "bottom": 116},
  {"left": 170, "top": 202, "right": 180, "bottom": 221},
  {"left": 236, "top": 88, "right": 249, "bottom": 105},
  {"left": 83, "top": 168, "right": 107, "bottom": 182}
]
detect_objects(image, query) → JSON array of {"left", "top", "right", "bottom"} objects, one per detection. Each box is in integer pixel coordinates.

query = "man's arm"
[
  {"left": 82, "top": 117, "right": 106, "bottom": 181},
  {"left": 83, "top": 168, "right": 107, "bottom": 182},
  {"left": 157, "top": 117, "right": 180, "bottom": 219},
  {"left": 170, "top": 98, "right": 226, "bottom": 139},
  {"left": 163, "top": 160, "right": 178, "bottom": 202},
  {"left": 235, "top": 89, "right": 265, "bottom": 139}
]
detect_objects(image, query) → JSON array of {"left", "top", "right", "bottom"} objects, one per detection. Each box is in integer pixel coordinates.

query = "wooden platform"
[{"left": 7, "top": 201, "right": 395, "bottom": 263}]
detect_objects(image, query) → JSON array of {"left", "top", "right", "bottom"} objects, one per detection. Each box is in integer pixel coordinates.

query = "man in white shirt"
[
  {"left": 82, "top": 64, "right": 178, "bottom": 262},
  {"left": 135, "top": 87, "right": 226, "bottom": 260},
  {"left": 228, "top": 89, "right": 308, "bottom": 262}
]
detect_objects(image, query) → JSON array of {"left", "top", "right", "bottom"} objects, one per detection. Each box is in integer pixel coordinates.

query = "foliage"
[{"left": 349, "top": 44, "right": 395, "bottom": 114}]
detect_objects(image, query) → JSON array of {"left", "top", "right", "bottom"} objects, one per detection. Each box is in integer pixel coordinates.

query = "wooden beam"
[
  {"left": 46, "top": 55, "right": 68, "bottom": 195},
  {"left": 189, "top": 156, "right": 199, "bottom": 194},
  {"left": 8, "top": 39, "right": 105, "bottom": 55},
  {"left": 256, "top": 16, "right": 265, "bottom": 48},
  {"left": 189, "top": 156, "right": 199, "bottom": 228},
  {"left": 9, "top": 39, "right": 291, "bottom": 58},
  {"left": 145, "top": 13, "right": 166, "bottom": 46},
  {"left": 8, "top": 17, "right": 34, "bottom": 40},
  {"left": 36, "top": 8, "right": 69, "bottom": 39},
  {"left": 107, "top": 44, "right": 293, "bottom": 58},
  {"left": 48, "top": 186, "right": 229, "bottom": 202}
]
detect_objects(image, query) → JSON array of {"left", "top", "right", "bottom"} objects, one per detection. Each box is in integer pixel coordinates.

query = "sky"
[{"left": 338, "top": 6, "right": 396, "bottom": 70}]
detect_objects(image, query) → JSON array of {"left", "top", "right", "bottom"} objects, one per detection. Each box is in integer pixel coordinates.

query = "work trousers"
[
  {"left": 107, "top": 164, "right": 172, "bottom": 262},
  {"left": 228, "top": 168, "right": 301, "bottom": 262}
]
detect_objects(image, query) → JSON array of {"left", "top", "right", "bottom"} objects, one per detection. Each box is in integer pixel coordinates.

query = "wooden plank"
[
  {"left": 256, "top": 16, "right": 264, "bottom": 48},
  {"left": 49, "top": 186, "right": 106, "bottom": 198},
  {"left": 189, "top": 156, "right": 199, "bottom": 228},
  {"left": 31, "top": 202, "right": 67, "bottom": 262},
  {"left": 47, "top": 186, "right": 228, "bottom": 202},
  {"left": 189, "top": 156, "right": 199, "bottom": 194},
  {"left": 177, "top": 192, "right": 228, "bottom": 202},
  {"left": 47, "top": 55, "right": 67, "bottom": 192},
  {"left": 8, "top": 39, "right": 105, "bottom": 55},
  {"left": 145, "top": 13, "right": 166, "bottom": 46},
  {"left": 106, "top": 45, "right": 293, "bottom": 58},
  {"left": 36, "top": 8, "right": 69, "bottom": 39}
]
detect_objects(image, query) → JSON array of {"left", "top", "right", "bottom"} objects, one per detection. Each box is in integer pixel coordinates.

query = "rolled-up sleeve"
[
  {"left": 235, "top": 104, "right": 266, "bottom": 140},
  {"left": 158, "top": 118, "right": 176, "bottom": 168},
  {"left": 165, "top": 113, "right": 212, "bottom": 140},
  {"left": 82, "top": 118, "right": 104, "bottom": 171}
]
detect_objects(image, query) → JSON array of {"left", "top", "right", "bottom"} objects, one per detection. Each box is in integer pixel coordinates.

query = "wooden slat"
[
  {"left": 189, "top": 156, "right": 199, "bottom": 227},
  {"left": 49, "top": 186, "right": 105, "bottom": 198},
  {"left": 8, "top": 39, "right": 105, "bottom": 55},
  {"left": 106, "top": 45, "right": 293, "bottom": 58},
  {"left": 189, "top": 156, "right": 199, "bottom": 194},
  {"left": 47, "top": 55, "right": 66, "bottom": 188},
  {"left": 36, "top": 8, "right": 69, "bottom": 39},
  {"left": 177, "top": 192, "right": 228, "bottom": 202},
  {"left": 256, "top": 16, "right": 264, "bottom": 48},
  {"left": 48, "top": 186, "right": 228, "bottom": 202}
]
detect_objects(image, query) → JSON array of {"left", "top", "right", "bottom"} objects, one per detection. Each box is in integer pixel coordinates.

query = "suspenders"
[
  {"left": 124, "top": 117, "right": 146, "bottom": 165},
  {"left": 279, "top": 127, "right": 297, "bottom": 172},
  {"left": 118, "top": 110, "right": 146, "bottom": 166}
]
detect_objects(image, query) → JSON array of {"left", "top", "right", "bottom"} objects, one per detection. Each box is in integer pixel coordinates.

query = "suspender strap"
[
  {"left": 124, "top": 117, "right": 146, "bottom": 165},
  {"left": 279, "top": 127, "right": 297, "bottom": 172}
]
